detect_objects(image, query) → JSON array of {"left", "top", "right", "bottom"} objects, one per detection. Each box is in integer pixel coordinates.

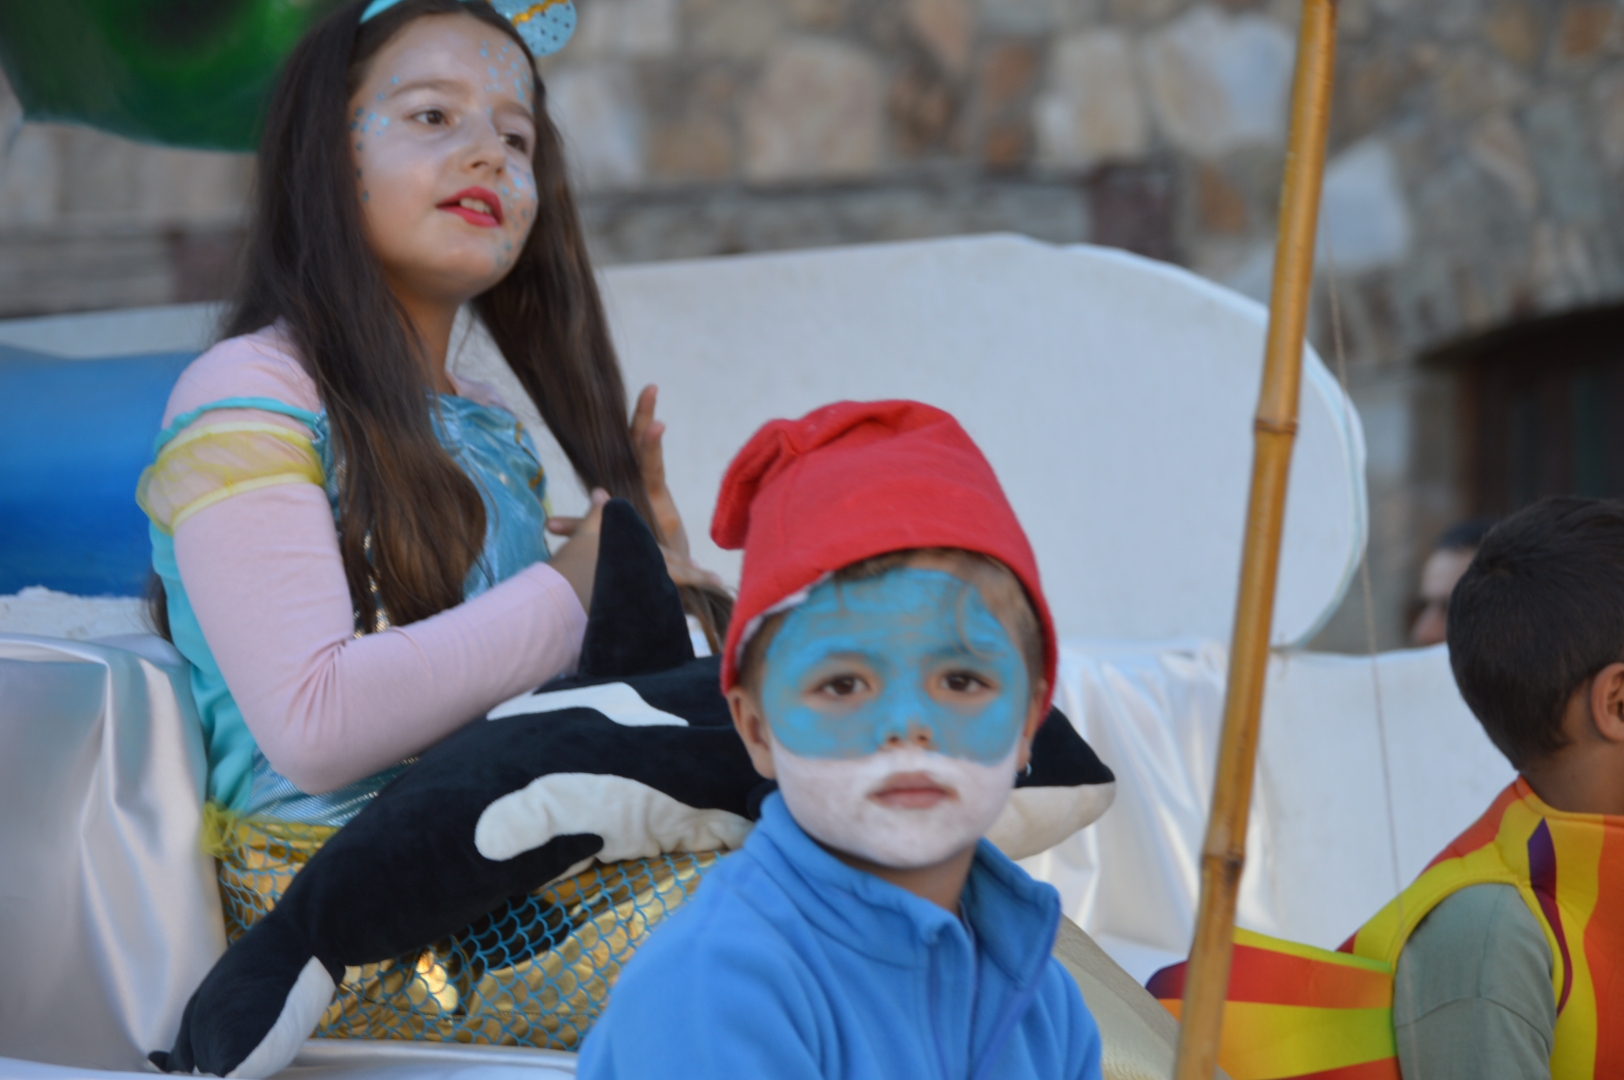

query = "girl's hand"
[
  {"left": 630, "top": 384, "right": 690, "bottom": 557},
  {"left": 547, "top": 491, "right": 722, "bottom": 607},
  {"left": 548, "top": 489, "right": 610, "bottom": 613}
]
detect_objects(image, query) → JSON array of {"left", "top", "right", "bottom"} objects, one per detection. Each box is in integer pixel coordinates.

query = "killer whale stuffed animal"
[{"left": 152, "top": 499, "right": 1116, "bottom": 1077}]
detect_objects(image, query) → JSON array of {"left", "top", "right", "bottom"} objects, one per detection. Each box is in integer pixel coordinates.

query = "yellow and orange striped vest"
[{"left": 1149, "top": 779, "right": 1624, "bottom": 1079}]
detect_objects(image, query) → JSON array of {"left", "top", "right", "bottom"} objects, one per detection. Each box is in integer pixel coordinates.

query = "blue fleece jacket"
[{"left": 577, "top": 793, "right": 1103, "bottom": 1080}]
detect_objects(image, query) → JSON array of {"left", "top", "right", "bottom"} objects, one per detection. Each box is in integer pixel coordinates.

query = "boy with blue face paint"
[{"left": 578, "top": 400, "right": 1104, "bottom": 1080}]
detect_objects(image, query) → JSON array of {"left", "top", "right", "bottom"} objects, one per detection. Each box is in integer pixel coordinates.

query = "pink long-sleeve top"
[{"left": 157, "top": 326, "right": 586, "bottom": 796}]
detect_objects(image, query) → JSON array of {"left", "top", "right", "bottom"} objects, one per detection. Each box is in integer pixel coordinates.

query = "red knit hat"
[{"left": 711, "top": 400, "right": 1056, "bottom": 706}]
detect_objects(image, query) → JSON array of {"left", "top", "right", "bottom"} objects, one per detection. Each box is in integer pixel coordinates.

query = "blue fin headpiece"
[{"left": 359, "top": 0, "right": 577, "bottom": 57}]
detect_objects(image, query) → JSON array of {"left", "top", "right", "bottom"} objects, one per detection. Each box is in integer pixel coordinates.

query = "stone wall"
[
  {"left": 0, "top": 73, "right": 252, "bottom": 317},
  {"left": 5, "top": 0, "right": 1624, "bottom": 646}
]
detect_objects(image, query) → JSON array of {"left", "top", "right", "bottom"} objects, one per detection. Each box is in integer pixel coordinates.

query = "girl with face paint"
[
  {"left": 135, "top": 1, "right": 738, "bottom": 1040},
  {"left": 578, "top": 401, "right": 1103, "bottom": 1080},
  {"left": 140, "top": 0, "right": 728, "bottom": 823}
]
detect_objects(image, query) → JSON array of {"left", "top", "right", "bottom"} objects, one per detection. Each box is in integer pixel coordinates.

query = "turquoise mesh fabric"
[{"left": 213, "top": 812, "right": 720, "bottom": 1050}]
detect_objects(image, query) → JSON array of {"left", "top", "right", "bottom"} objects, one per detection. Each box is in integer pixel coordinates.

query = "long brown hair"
[{"left": 155, "top": 0, "right": 728, "bottom": 641}]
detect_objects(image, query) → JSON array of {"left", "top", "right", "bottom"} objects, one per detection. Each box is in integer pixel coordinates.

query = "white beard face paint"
[{"left": 771, "top": 741, "right": 1021, "bottom": 870}]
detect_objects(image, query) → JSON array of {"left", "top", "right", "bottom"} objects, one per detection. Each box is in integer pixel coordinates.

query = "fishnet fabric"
[{"left": 212, "top": 813, "right": 720, "bottom": 1050}]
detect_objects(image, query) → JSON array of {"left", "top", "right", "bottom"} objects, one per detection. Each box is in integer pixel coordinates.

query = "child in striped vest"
[{"left": 1151, "top": 496, "right": 1624, "bottom": 1080}]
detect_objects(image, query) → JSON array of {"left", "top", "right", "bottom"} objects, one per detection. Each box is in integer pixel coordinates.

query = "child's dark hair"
[
  {"left": 1448, "top": 496, "right": 1624, "bottom": 768},
  {"left": 148, "top": 0, "right": 728, "bottom": 641}
]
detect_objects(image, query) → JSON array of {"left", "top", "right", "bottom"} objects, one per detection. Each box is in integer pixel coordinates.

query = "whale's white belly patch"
[{"left": 486, "top": 681, "right": 690, "bottom": 727}]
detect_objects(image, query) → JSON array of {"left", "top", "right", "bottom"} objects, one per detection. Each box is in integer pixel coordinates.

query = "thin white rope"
[
  {"left": 1321, "top": 246, "right": 1404, "bottom": 899},
  {"left": 1322, "top": 239, "right": 1416, "bottom": 1066}
]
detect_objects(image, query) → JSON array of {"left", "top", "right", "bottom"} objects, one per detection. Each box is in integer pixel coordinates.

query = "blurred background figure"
[{"left": 1409, "top": 519, "right": 1495, "bottom": 648}]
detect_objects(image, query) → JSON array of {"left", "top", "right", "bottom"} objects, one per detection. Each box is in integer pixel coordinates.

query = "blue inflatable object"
[{"left": 0, "top": 345, "right": 196, "bottom": 596}]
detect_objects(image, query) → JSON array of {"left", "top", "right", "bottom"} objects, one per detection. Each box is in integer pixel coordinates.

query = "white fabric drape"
[
  {"left": 1023, "top": 640, "right": 1515, "bottom": 982},
  {"left": 0, "top": 634, "right": 224, "bottom": 1072}
]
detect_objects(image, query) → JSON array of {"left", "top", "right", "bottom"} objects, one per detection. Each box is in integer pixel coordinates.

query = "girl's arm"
[
  {"left": 175, "top": 482, "right": 585, "bottom": 793},
  {"left": 162, "top": 332, "right": 586, "bottom": 794}
]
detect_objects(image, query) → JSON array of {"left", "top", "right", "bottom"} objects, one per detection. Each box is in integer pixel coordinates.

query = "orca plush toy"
[{"left": 152, "top": 499, "right": 1116, "bottom": 1077}]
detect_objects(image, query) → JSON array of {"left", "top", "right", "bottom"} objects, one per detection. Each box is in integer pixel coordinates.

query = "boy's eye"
[
  {"left": 815, "top": 674, "right": 867, "bottom": 698},
  {"left": 413, "top": 108, "right": 448, "bottom": 125},
  {"left": 941, "top": 671, "right": 990, "bottom": 694}
]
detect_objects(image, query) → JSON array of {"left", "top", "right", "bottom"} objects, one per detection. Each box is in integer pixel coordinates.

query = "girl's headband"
[{"left": 359, "top": 0, "right": 577, "bottom": 57}]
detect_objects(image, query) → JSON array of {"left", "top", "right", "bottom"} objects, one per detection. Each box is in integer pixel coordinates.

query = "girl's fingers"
[
  {"left": 583, "top": 488, "right": 611, "bottom": 518},
  {"left": 630, "top": 385, "right": 658, "bottom": 446},
  {"left": 633, "top": 390, "right": 669, "bottom": 490},
  {"left": 546, "top": 516, "right": 583, "bottom": 536}
]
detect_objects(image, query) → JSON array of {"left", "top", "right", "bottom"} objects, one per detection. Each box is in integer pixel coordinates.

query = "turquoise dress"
[{"left": 146, "top": 391, "right": 553, "bottom": 824}]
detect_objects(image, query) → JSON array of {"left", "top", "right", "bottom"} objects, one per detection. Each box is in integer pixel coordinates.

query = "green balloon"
[{"left": 0, "top": 0, "right": 348, "bottom": 151}]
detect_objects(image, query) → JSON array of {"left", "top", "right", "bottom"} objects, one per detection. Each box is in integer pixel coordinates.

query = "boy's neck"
[
  {"left": 1521, "top": 685, "right": 1624, "bottom": 816},
  {"left": 1521, "top": 753, "right": 1624, "bottom": 816},
  {"left": 822, "top": 843, "right": 978, "bottom": 914}
]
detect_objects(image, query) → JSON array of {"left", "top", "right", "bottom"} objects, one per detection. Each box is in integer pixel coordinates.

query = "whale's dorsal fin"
[{"left": 577, "top": 498, "right": 696, "bottom": 679}]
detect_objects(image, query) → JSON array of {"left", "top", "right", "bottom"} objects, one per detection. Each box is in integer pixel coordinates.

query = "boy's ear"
[
  {"left": 1589, "top": 662, "right": 1624, "bottom": 744},
  {"left": 727, "top": 686, "right": 778, "bottom": 780},
  {"left": 1014, "top": 679, "right": 1050, "bottom": 773}
]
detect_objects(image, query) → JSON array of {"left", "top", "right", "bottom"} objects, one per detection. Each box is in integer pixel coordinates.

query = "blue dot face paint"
[{"left": 760, "top": 568, "right": 1029, "bottom": 765}]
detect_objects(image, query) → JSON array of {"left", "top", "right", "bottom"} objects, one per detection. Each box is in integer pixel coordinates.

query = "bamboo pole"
[{"left": 1171, "top": 3, "right": 1339, "bottom": 1079}]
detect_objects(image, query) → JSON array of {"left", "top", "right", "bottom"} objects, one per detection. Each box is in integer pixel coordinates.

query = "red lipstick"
[{"left": 438, "top": 186, "right": 503, "bottom": 227}]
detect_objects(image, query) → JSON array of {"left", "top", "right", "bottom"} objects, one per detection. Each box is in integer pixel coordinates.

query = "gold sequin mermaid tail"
[{"left": 210, "top": 811, "right": 718, "bottom": 1051}]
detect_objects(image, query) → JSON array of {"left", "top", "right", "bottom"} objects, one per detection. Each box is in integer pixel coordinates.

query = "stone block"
[
  {"left": 981, "top": 39, "right": 1040, "bottom": 110},
  {"left": 1084, "top": 163, "right": 1176, "bottom": 261},
  {"left": 573, "top": 0, "right": 680, "bottom": 58},
  {"left": 1195, "top": 162, "right": 1248, "bottom": 233},
  {"left": 1530, "top": 219, "right": 1605, "bottom": 308},
  {"left": 744, "top": 38, "right": 885, "bottom": 182},
  {"left": 1433, "top": 47, "right": 1528, "bottom": 121},
  {"left": 787, "top": 0, "right": 848, "bottom": 29},
  {"left": 1319, "top": 137, "right": 1412, "bottom": 275},
  {"left": 1524, "top": 93, "right": 1609, "bottom": 224},
  {"left": 890, "top": 61, "right": 962, "bottom": 159},
  {"left": 1336, "top": 49, "right": 1424, "bottom": 143},
  {"left": 0, "top": 127, "right": 61, "bottom": 229},
  {"left": 974, "top": 41, "right": 1039, "bottom": 168},
  {"left": 1592, "top": 68, "right": 1624, "bottom": 169},
  {"left": 548, "top": 64, "right": 647, "bottom": 189},
  {"left": 1557, "top": 4, "right": 1617, "bottom": 62},
  {"left": 171, "top": 228, "right": 247, "bottom": 304},
  {"left": 1484, "top": 3, "right": 1544, "bottom": 68},
  {"left": 0, "top": 229, "right": 175, "bottom": 317},
  {"left": 1034, "top": 30, "right": 1148, "bottom": 168},
  {"left": 647, "top": 73, "right": 738, "bottom": 180},
  {"left": 37, "top": 126, "right": 252, "bottom": 230},
  {"left": 1141, "top": 4, "right": 1294, "bottom": 158},
  {"left": 908, "top": 0, "right": 974, "bottom": 74},
  {"left": 1104, "top": 0, "right": 1192, "bottom": 24},
  {"left": 978, "top": 0, "right": 1065, "bottom": 34},
  {"left": 1337, "top": 0, "right": 1375, "bottom": 41},
  {"left": 689, "top": 0, "right": 785, "bottom": 58},
  {"left": 1466, "top": 113, "right": 1539, "bottom": 212},
  {"left": 1430, "top": 0, "right": 1482, "bottom": 40}
]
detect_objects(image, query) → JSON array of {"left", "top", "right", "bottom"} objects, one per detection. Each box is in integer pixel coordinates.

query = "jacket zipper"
[
  {"left": 928, "top": 943, "right": 954, "bottom": 1080},
  {"left": 967, "top": 902, "right": 1058, "bottom": 1080}
]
